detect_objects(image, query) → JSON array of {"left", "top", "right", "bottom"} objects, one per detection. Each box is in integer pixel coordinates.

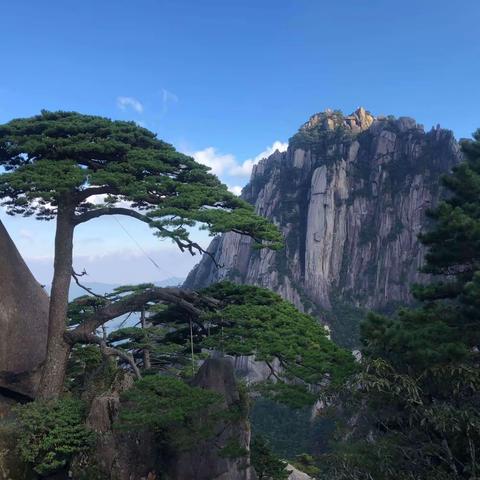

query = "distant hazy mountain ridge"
[{"left": 185, "top": 108, "right": 461, "bottom": 346}]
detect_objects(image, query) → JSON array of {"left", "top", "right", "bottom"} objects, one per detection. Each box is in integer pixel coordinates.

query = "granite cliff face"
[
  {"left": 0, "top": 220, "right": 48, "bottom": 398},
  {"left": 185, "top": 108, "right": 461, "bottom": 346}
]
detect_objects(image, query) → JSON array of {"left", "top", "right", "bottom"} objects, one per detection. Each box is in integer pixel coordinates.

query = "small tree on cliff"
[{"left": 0, "top": 111, "right": 282, "bottom": 399}]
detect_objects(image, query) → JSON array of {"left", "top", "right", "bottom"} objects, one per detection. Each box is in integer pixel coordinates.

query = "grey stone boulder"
[
  {"left": 0, "top": 220, "right": 49, "bottom": 398},
  {"left": 73, "top": 373, "right": 157, "bottom": 480},
  {"left": 169, "top": 357, "right": 257, "bottom": 480},
  {"left": 286, "top": 464, "right": 315, "bottom": 479}
]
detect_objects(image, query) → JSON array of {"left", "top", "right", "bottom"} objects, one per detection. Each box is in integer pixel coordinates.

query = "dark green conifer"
[{"left": 0, "top": 111, "right": 282, "bottom": 399}]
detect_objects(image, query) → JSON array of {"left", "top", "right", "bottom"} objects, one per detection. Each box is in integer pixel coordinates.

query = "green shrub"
[
  {"left": 251, "top": 435, "right": 288, "bottom": 480},
  {"left": 117, "top": 375, "right": 221, "bottom": 449},
  {"left": 14, "top": 397, "right": 94, "bottom": 476},
  {"left": 292, "top": 453, "right": 321, "bottom": 476},
  {"left": 219, "top": 438, "right": 248, "bottom": 459}
]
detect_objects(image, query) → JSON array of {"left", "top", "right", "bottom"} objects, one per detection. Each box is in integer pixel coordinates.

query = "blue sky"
[{"left": 1, "top": 0, "right": 479, "bottom": 285}]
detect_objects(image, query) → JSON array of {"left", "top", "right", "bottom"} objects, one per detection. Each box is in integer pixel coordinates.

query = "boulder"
[
  {"left": 0, "top": 220, "right": 49, "bottom": 398},
  {"left": 169, "top": 358, "right": 257, "bottom": 480},
  {"left": 73, "top": 373, "right": 157, "bottom": 480},
  {"left": 77, "top": 359, "right": 257, "bottom": 479},
  {"left": 286, "top": 464, "right": 315, "bottom": 480}
]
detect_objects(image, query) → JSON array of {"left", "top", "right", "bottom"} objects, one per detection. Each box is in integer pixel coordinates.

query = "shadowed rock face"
[
  {"left": 75, "top": 373, "right": 158, "bottom": 480},
  {"left": 170, "top": 358, "right": 257, "bottom": 480},
  {"left": 79, "top": 359, "right": 257, "bottom": 480},
  {"left": 0, "top": 220, "right": 49, "bottom": 398},
  {"left": 185, "top": 108, "right": 461, "bottom": 346}
]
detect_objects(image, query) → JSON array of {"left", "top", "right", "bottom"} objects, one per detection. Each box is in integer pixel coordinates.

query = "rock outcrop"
[
  {"left": 0, "top": 220, "right": 49, "bottom": 398},
  {"left": 170, "top": 358, "right": 257, "bottom": 480},
  {"left": 185, "top": 108, "right": 461, "bottom": 346},
  {"left": 73, "top": 373, "right": 158, "bottom": 480},
  {"left": 286, "top": 464, "right": 315, "bottom": 480},
  {"left": 79, "top": 359, "right": 256, "bottom": 480}
]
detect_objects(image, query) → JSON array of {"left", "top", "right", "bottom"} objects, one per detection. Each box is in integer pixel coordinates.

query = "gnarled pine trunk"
[{"left": 37, "top": 206, "right": 75, "bottom": 400}]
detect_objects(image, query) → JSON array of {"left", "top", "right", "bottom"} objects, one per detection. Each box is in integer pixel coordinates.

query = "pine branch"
[
  {"left": 71, "top": 269, "right": 108, "bottom": 299},
  {"left": 65, "top": 331, "right": 141, "bottom": 380},
  {"left": 67, "top": 287, "right": 218, "bottom": 339}
]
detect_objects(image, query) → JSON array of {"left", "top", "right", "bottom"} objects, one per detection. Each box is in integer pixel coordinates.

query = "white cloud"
[
  {"left": 191, "top": 141, "right": 288, "bottom": 180},
  {"left": 191, "top": 147, "right": 237, "bottom": 176},
  {"left": 229, "top": 141, "right": 288, "bottom": 177},
  {"left": 228, "top": 185, "right": 243, "bottom": 196},
  {"left": 116, "top": 96, "right": 144, "bottom": 114},
  {"left": 85, "top": 194, "right": 133, "bottom": 209}
]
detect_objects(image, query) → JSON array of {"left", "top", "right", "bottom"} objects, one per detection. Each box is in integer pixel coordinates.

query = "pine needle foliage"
[
  {"left": 117, "top": 375, "right": 221, "bottom": 449},
  {"left": 251, "top": 435, "right": 289, "bottom": 480},
  {"left": 14, "top": 398, "right": 94, "bottom": 476},
  {"left": 200, "top": 283, "right": 355, "bottom": 390},
  {"left": 0, "top": 111, "right": 282, "bottom": 247}
]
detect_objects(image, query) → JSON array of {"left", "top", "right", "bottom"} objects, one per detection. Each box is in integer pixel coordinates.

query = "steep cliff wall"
[{"left": 185, "top": 108, "right": 461, "bottom": 346}]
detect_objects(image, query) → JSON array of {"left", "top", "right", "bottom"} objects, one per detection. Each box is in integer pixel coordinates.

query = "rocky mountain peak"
[
  {"left": 303, "top": 107, "right": 375, "bottom": 134},
  {"left": 185, "top": 108, "right": 461, "bottom": 347}
]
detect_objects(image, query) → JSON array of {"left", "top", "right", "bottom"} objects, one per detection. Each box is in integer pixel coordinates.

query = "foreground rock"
[
  {"left": 287, "top": 464, "right": 315, "bottom": 480},
  {"left": 72, "top": 373, "right": 157, "bottom": 480},
  {"left": 80, "top": 358, "right": 256, "bottom": 480},
  {"left": 169, "top": 358, "right": 257, "bottom": 480},
  {"left": 185, "top": 108, "right": 460, "bottom": 346},
  {"left": 0, "top": 220, "right": 49, "bottom": 398}
]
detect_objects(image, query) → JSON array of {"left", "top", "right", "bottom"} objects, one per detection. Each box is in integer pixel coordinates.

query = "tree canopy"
[
  {"left": 0, "top": 110, "right": 283, "bottom": 399},
  {"left": 0, "top": 110, "right": 282, "bottom": 249},
  {"left": 67, "top": 282, "right": 355, "bottom": 407}
]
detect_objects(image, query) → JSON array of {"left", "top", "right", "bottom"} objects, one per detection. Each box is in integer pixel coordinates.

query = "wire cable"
[{"left": 112, "top": 215, "right": 176, "bottom": 278}]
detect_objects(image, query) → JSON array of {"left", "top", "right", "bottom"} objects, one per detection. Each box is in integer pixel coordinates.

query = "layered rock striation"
[{"left": 185, "top": 108, "right": 461, "bottom": 346}]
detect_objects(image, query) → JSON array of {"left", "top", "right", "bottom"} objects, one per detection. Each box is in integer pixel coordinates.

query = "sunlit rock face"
[
  {"left": 185, "top": 108, "right": 461, "bottom": 346},
  {"left": 0, "top": 220, "right": 49, "bottom": 398}
]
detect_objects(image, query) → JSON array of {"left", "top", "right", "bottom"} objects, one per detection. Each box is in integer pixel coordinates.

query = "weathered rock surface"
[
  {"left": 170, "top": 357, "right": 257, "bottom": 480},
  {"left": 232, "top": 354, "right": 281, "bottom": 384},
  {"left": 185, "top": 108, "right": 461, "bottom": 346},
  {"left": 286, "top": 464, "right": 314, "bottom": 480},
  {"left": 72, "top": 373, "right": 158, "bottom": 480},
  {"left": 0, "top": 220, "right": 49, "bottom": 398},
  {"left": 79, "top": 359, "right": 256, "bottom": 480}
]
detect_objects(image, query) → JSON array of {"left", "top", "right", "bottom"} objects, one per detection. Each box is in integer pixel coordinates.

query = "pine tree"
[
  {"left": 67, "top": 281, "right": 355, "bottom": 404},
  {"left": 0, "top": 111, "right": 282, "bottom": 399}
]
